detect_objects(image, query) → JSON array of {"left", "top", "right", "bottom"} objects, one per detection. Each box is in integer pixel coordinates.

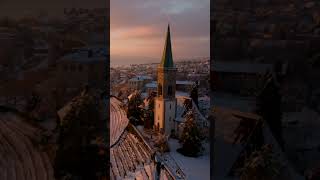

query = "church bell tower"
[{"left": 154, "top": 24, "right": 177, "bottom": 135}]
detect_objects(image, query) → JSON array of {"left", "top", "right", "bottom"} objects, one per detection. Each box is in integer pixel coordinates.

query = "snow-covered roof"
[
  {"left": 0, "top": 112, "right": 55, "bottom": 180},
  {"left": 129, "top": 75, "right": 153, "bottom": 82},
  {"left": 175, "top": 95, "right": 207, "bottom": 124},
  {"left": 110, "top": 98, "right": 158, "bottom": 179},
  {"left": 111, "top": 132, "right": 156, "bottom": 179},
  {"left": 110, "top": 97, "right": 129, "bottom": 146},
  {"left": 110, "top": 99, "right": 186, "bottom": 179},
  {"left": 145, "top": 82, "right": 157, "bottom": 88},
  {"left": 176, "top": 91, "right": 190, "bottom": 97}
]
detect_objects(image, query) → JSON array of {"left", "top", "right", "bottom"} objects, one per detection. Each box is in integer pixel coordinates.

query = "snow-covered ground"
[
  {"left": 167, "top": 139, "right": 210, "bottom": 180},
  {"left": 213, "top": 107, "right": 247, "bottom": 180},
  {"left": 283, "top": 107, "right": 320, "bottom": 173}
]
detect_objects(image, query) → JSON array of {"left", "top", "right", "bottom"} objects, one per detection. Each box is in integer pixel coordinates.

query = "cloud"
[
  {"left": 111, "top": 0, "right": 210, "bottom": 59},
  {"left": 161, "top": 0, "right": 202, "bottom": 15},
  {"left": 112, "top": 25, "right": 162, "bottom": 39}
]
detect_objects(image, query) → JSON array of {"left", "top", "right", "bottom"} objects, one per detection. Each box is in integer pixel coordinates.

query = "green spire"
[{"left": 160, "top": 24, "right": 174, "bottom": 68}]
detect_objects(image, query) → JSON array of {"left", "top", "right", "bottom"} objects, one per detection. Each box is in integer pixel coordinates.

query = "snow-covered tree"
[
  {"left": 144, "top": 92, "right": 156, "bottom": 129},
  {"left": 178, "top": 110, "right": 204, "bottom": 157},
  {"left": 154, "top": 133, "right": 170, "bottom": 153},
  {"left": 55, "top": 90, "right": 104, "bottom": 179},
  {"left": 256, "top": 74, "right": 284, "bottom": 149},
  {"left": 127, "top": 91, "right": 143, "bottom": 125},
  {"left": 238, "top": 144, "right": 283, "bottom": 180}
]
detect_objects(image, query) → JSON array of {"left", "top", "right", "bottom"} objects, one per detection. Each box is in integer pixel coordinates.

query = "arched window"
[
  {"left": 168, "top": 85, "right": 173, "bottom": 96},
  {"left": 158, "top": 83, "right": 162, "bottom": 96}
]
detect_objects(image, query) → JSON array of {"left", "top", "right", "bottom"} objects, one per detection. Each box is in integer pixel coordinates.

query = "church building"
[
  {"left": 154, "top": 25, "right": 177, "bottom": 135},
  {"left": 153, "top": 25, "right": 208, "bottom": 136}
]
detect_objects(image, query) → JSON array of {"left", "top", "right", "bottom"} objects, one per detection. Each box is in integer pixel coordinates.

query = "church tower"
[{"left": 154, "top": 24, "right": 177, "bottom": 135}]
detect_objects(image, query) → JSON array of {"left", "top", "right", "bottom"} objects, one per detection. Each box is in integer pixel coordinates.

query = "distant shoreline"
[{"left": 110, "top": 57, "right": 209, "bottom": 67}]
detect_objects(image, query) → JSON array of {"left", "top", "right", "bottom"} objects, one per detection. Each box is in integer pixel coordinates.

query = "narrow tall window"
[
  {"left": 158, "top": 83, "right": 162, "bottom": 96},
  {"left": 168, "top": 85, "right": 173, "bottom": 96}
]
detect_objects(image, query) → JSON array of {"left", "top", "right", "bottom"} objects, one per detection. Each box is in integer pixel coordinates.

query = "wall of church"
[
  {"left": 164, "top": 100, "right": 176, "bottom": 134},
  {"left": 154, "top": 98, "right": 165, "bottom": 131},
  {"left": 154, "top": 98, "right": 176, "bottom": 135},
  {"left": 157, "top": 68, "right": 177, "bottom": 99}
]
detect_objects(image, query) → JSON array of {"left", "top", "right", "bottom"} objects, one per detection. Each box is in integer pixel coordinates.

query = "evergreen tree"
[
  {"left": 127, "top": 91, "right": 143, "bottom": 125},
  {"left": 55, "top": 91, "right": 103, "bottom": 179},
  {"left": 177, "top": 111, "right": 203, "bottom": 157},
  {"left": 154, "top": 133, "right": 170, "bottom": 153},
  {"left": 238, "top": 144, "right": 283, "bottom": 180},
  {"left": 144, "top": 93, "right": 156, "bottom": 129},
  {"left": 182, "top": 99, "right": 192, "bottom": 117}
]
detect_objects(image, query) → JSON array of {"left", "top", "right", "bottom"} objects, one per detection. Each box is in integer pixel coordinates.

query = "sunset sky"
[
  {"left": 0, "top": 0, "right": 210, "bottom": 64},
  {"left": 111, "top": 0, "right": 210, "bottom": 63}
]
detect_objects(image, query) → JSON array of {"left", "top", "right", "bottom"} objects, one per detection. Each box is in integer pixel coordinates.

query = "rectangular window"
[
  {"left": 168, "top": 86, "right": 172, "bottom": 96},
  {"left": 158, "top": 84, "right": 162, "bottom": 96}
]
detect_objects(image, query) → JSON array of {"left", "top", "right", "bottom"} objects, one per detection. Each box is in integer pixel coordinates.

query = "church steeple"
[
  {"left": 154, "top": 24, "right": 177, "bottom": 135},
  {"left": 160, "top": 24, "right": 174, "bottom": 68}
]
